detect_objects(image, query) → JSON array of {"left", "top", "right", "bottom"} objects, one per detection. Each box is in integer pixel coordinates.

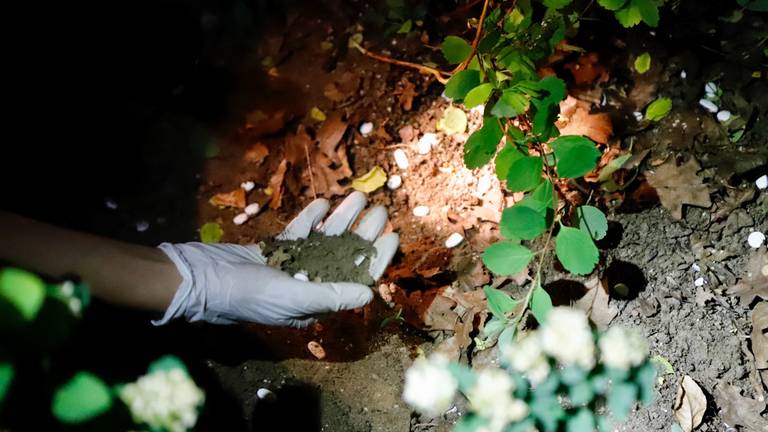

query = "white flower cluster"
[
  {"left": 466, "top": 368, "right": 529, "bottom": 432},
  {"left": 119, "top": 369, "right": 205, "bottom": 432},
  {"left": 504, "top": 334, "right": 550, "bottom": 385},
  {"left": 540, "top": 307, "right": 595, "bottom": 369},
  {"left": 599, "top": 326, "right": 649, "bottom": 370},
  {"left": 402, "top": 354, "right": 458, "bottom": 417}
]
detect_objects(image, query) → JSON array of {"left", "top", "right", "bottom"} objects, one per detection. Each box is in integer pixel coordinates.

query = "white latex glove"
[{"left": 154, "top": 192, "right": 398, "bottom": 328}]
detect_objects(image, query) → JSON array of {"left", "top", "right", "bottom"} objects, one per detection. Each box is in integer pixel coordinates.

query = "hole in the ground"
[{"left": 604, "top": 260, "right": 647, "bottom": 300}]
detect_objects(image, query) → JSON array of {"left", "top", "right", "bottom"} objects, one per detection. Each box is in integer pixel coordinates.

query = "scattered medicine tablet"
[
  {"left": 241, "top": 181, "right": 255, "bottom": 192},
  {"left": 417, "top": 133, "right": 438, "bottom": 155},
  {"left": 245, "top": 203, "right": 260, "bottom": 216},
  {"left": 747, "top": 231, "right": 766, "bottom": 248},
  {"left": 293, "top": 272, "right": 309, "bottom": 282},
  {"left": 135, "top": 220, "right": 150, "bottom": 232},
  {"left": 359, "top": 122, "right": 374, "bottom": 136},
  {"left": 412, "top": 206, "right": 430, "bottom": 217},
  {"left": 756, "top": 174, "right": 767, "bottom": 190},
  {"left": 445, "top": 233, "right": 464, "bottom": 248},
  {"left": 680, "top": 70, "right": 687, "bottom": 79},
  {"left": 704, "top": 82, "right": 718, "bottom": 96},
  {"left": 256, "top": 388, "right": 276, "bottom": 402},
  {"left": 716, "top": 110, "right": 731, "bottom": 123},
  {"left": 694, "top": 277, "right": 705, "bottom": 287},
  {"left": 394, "top": 149, "right": 409, "bottom": 170},
  {"left": 387, "top": 174, "right": 402, "bottom": 190},
  {"left": 698, "top": 99, "right": 718, "bottom": 113},
  {"left": 477, "top": 175, "right": 492, "bottom": 195},
  {"left": 233, "top": 213, "right": 249, "bottom": 225}
]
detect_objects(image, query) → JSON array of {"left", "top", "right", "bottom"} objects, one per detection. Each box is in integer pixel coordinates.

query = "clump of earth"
[{"left": 261, "top": 232, "right": 376, "bottom": 285}]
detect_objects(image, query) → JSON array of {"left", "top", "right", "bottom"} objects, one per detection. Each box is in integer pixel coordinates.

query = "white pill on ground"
[
  {"left": 633, "top": 111, "right": 644, "bottom": 122},
  {"left": 359, "top": 122, "right": 374, "bottom": 136},
  {"left": 747, "top": 231, "right": 766, "bottom": 248},
  {"left": 680, "top": 70, "right": 687, "bottom": 79},
  {"left": 755, "top": 174, "right": 767, "bottom": 190},
  {"left": 245, "top": 203, "right": 260, "bottom": 216},
  {"left": 417, "top": 133, "right": 438, "bottom": 155},
  {"left": 293, "top": 272, "right": 309, "bottom": 282},
  {"left": 705, "top": 82, "right": 718, "bottom": 96},
  {"left": 694, "top": 277, "right": 705, "bottom": 287},
  {"left": 716, "top": 110, "right": 731, "bottom": 122},
  {"left": 387, "top": 174, "right": 402, "bottom": 190},
  {"left": 698, "top": 99, "right": 719, "bottom": 113},
  {"left": 394, "top": 149, "right": 409, "bottom": 170},
  {"left": 241, "top": 181, "right": 255, "bottom": 192},
  {"left": 135, "top": 220, "right": 150, "bottom": 232},
  {"left": 233, "top": 213, "right": 249, "bottom": 225},
  {"left": 691, "top": 263, "right": 701, "bottom": 273},
  {"left": 256, "top": 388, "right": 276, "bottom": 402},
  {"left": 412, "top": 206, "right": 430, "bottom": 217},
  {"left": 477, "top": 175, "right": 492, "bottom": 195},
  {"left": 445, "top": 233, "right": 464, "bottom": 248}
]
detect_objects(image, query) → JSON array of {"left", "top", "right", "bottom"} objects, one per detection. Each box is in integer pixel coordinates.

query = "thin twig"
[
  {"left": 350, "top": 41, "right": 450, "bottom": 84},
  {"left": 304, "top": 142, "right": 317, "bottom": 199},
  {"left": 452, "top": 0, "right": 492, "bottom": 74}
]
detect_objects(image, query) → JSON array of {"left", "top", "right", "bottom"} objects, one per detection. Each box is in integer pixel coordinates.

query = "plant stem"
[
  {"left": 349, "top": 40, "right": 451, "bottom": 84},
  {"left": 452, "top": 0, "right": 492, "bottom": 74}
]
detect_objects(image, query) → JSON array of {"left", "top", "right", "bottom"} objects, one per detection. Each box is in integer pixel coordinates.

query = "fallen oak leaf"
[
  {"left": 244, "top": 110, "right": 287, "bottom": 137},
  {"left": 563, "top": 52, "right": 609, "bottom": 86},
  {"left": 715, "top": 384, "right": 768, "bottom": 431},
  {"left": 244, "top": 142, "right": 269, "bottom": 164},
  {"left": 573, "top": 276, "right": 618, "bottom": 330},
  {"left": 727, "top": 250, "right": 768, "bottom": 305},
  {"left": 751, "top": 302, "right": 768, "bottom": 370},
  {"left": 645, "top": 158, "right": 712, "bottom": 220},
  {"left": 674, "top": 375, "right": 707, "bottom": 432},
  {"left": 394, "top": 77, "right": 417, "bottom": 111},
  {"left": 268, "top": 159, "right": 289, "bottom": 209},
  {"left": 209, "top": 189, "right": 246, "bottom": 209},
  {"left": 557, "top": 96, "right": 613, "bottom": 144}
]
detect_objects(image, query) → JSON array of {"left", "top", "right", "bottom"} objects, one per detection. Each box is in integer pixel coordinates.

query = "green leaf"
[
  {"left": 0, "top": 268, "right": 46, "bottom": 323},
  {"left": 635, "top": 0, "right": 660, "bottom": 26},
  {"left": 463, "top": 83, "right": 494, "bottom": 108},
  {"left": 397, "top": 19, "right": 412, "bottom": 34},
  {"left": 530, "top": 394, "right": 565, "bottom": 432},
  {"left": 597, "top": 154, "right": 632, "bottom": 182},
  {"left": 551, "top": 135, "right": 601, "bottom": 178},
  {"left": 52, "top": 372, "right": 113, "bottom": 424},
  {"left": 555, "top": 227, "right": 599, "bottom": 275},
  {"left": 452, "top": 414, "right": 488, "bottom": 432},
  {"left": 635, "top": 362, "right": 657, "bottom": 405},
  {"left": 445, "top": 70, "right": 481, "bottom": 101},
  {"left": 495, "top": 144, "right": 524, "bottom": 180},
  {"left": 739, "top": 0, "right": 768, "bottom": 11},
  {"left": 501, "top": 205, "right": 547, "bottom": 240},
  {"left": 490, "top": 90, "right": 529, "bottom": 118},
  {"left": 483, "top": 286, "right": 520, "bottom": 320},
  {"left": 200, "top": 222, "right": 224, "bottom": 244},
  {"left": 598, "top": 0, "right": 628, "bottom": 10},
  {"left": 597, "top": 416, "right": 614, "bottom": 432},
  {"left": 569, "top": 381, "right": 596, "bottom": 406},
  {"left": 0, "top": 361, "right": 13, "bottom": 405},
  {"left": 575, "top": 205, "right": 608, "bottom": 240},
  {"left": 518, "top": 180, "right": 556, "bottom": 216},
  {"left": 482, "top": 242, "right": 534, "bottom": 276},
  {"left": 148, "top": 355, "right": 188, "bottom": 375},
  {"left": 608, "top": 382, "right": 638, "bottom": 420},
  {"left": 507, "top": 156, "right": 543, "bottom": 192},
  {"left": 447, "top": 363, "right": 476, "bottom": 392},
  {"left": 542, "top": 0, "right": 572, "bottom": 9},
  {"left": 645, "top": 97, "right": 672, "bottom": 121},
  {"left": 437, "top": 106, "right": 468, "bottom": 135},
  {"left": 670, "top": 423, "right": 684, "bottom": 432},
  {"left": 532, "top": 99, "right": 561, "bottom": 140},
  {"left": 441, "top": 36, "right": 473, "bottom": 64},
  {"left": 634, "top": 52, "right": 651, "bottom": 73},
  {"left": 615, "top": 2, "right": 643, "bottom": 27},
  {"left": 478, "top": 29, "right": 501, "bottom": 53},
  {"left": 567, "top": 409, "right": 595, "bottom": 432},
  {"left": 531, "top": 284, "right": 553, "bottom": 324},
  {"left": 464, "top": 118, "right": 503, "bottom": 169}
]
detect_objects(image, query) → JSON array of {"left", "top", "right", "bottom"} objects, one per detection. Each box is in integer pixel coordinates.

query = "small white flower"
[
  {"left": 540, "top": 307, "right": 595, "bottom": 369},
  {"left": 402, "top": 354, "right": 458, "bottom": 417},
  {"left": 756, "top": 174, "right": 767, "bottom": 190},
  {"left": 747, "top": 231, "right": 766, "bottom": 248},
  {"left": 119, "top": 369, "right": 205, "bottom": 432},
  {"left": 417, "top": 133, "right": 439, "bottom": 155},
  {"left": 412, "top": 206, "right": 430, "bottom": 217},
  {"left": 233, "top": 213, "right": 249, "bottom": 225},
  {"left": 599, "top": 326, "right": 649, "bottom": 370},
  {"left": 393, "top": 149, "right": 409, "bottom": 170},
  {"left": 504, "top": 334, "right": 550, "bottom": 385},
  {"left": 698, "top": 99, "right": 719, "bottom": 113},
  {"left": 387, "top": 174, "right": 402, "bottom": 190},
  {"left": 445, "top": 233, "right": 464, "bottom": 248},
  {"left": 359, "top": 122, "right": 374, "bottom": 136},
  {"left": 466, "top": 368, "right": 528, "bottom": 432}
]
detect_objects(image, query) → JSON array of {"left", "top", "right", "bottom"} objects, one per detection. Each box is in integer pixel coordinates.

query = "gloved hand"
[{"left": 154, "top": 192, "right": 398, "bottom": 328}]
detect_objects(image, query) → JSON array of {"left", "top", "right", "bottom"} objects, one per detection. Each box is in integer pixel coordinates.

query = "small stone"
[
  {"left": 256, "top": 388, "right": 276, "bottom": 402},
  {"left": 716, "top": 110, "right": 732, "bottom": 122},
  {"left": 293, "top": 272, "right": 309, "bottom": 282},
  {"left": 445, "top": 233, "right": 464, "bottom": 248},
  {"left": 359, "top": 122, "right": 374, "bottom": 136},
  {"left": 691, "top": 263, "right": 701, "bottom": 273},
  {"left": 756, "top": 174, "right": 767, "bottom": 190},
  {"left": 694, "top": 277, "right": 705, "bottom": 287},
  {"left": 477, "top": 175, "right": 492, "bottom": 195},
  {"left": 633, "top": 111, "right": 644, "bottom": 122},
  {"left": 135, "top": 220, "right": 150, "bottom": 232},
  {"left": 245, "top": 203, "right": 260, "bottom": 216},
  {"left": 747, "top": 231, "right": 766, "bottom": 248},
  {"left": 233, "top": 213, "right": 249, "bottom": 225},
  {"left": 387, "top": 174, "right": 402, "bottom": 190},
  {"left": 417, "top": 133, "right": 438, "bottom": 155},
  {"left": 307, "top": 341, "right": 326, "bottom": 359},
  {"left": 241, "top": 181, "right": 255, "bottom": 192},
  {"left": 412, "top": 206, "right": 430, "bottom": 217},
  {"left": 394, "top": 149, "right": 409, "bottom": 170},
  {"left": 698, "top": 98, "right": 719, "bottom": 113},
  {"left": 680, "top": 70, "right": 687, "bottom": 79}
]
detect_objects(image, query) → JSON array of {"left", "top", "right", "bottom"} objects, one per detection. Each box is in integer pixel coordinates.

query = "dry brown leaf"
[
  {"left": 752, "top": 302, "right": 768, "bottom": 370},
  {"left": 421, "top": 295, "right": 459, "bottom": 331},
  {"left": 563, "top": 52, "right": 609, "bottom": 85},
  {"left": 674, "top": 375, "right": 708, "bottom": 432},
  {"left": 244, "top": 110, "right": 286, "bottom": 137},
  {"left": 573, "top": 276, "right": 618, "bottom": 330},
  {"left": 712, "top": 186, "right": 756, "bottom": 221},
  {"left": 268, "top": 159, "right": 289, "bottom": 209},
  {"left": 645, "top": 158, "right": 712, "bottom": 220},
  {"left": 557, "top": 96, "right": 613, "bottom": 144},
  {"left": 715, "top": 384, "right": 768, "bottom": 431},
  {"left": 394, "top": 77, "right": 417, "bottom": 111},
  {"left": 728, "top": 250, "right": 768, "bottom": 305},
  {"left": 209, "top": 189, "right": 246, "bottom": 209},
  {"left": 316, "top": 112, "right": 347, "bottom": 160},
  {"left": 244, "top": 142, "right": 269, "bottom": 164},
  {"left": 323, "top": 72, "right": 359, "bottom": 103}
]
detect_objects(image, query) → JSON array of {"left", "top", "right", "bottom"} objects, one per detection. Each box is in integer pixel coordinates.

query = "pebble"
[
  {"left": 445, "top": 233, "right": 464, "bottom": 248},
  {"left": 245, "top": 203, "right": 260, "bottom": 216},
  {"left": 412, "top": 206, "right": 430, "bottom": 217},
  {"left": 394, "top": 149, "right": 409, "bottom": 169},
  {"left": 756, "top": 174, "right": 767, "bottom": 190},
  {"left": 307, "top": 341, "right": 326, "bottom": 359},
  {"left": 747, "top": 231, "right": 766, "bottom": 248},
  {"left": 256, "top": 388, "right": 276, "bottom": 402},
  {"left": 241, "top": 181, "right": 255, "bottom": 192},
  {"left": 716, "top": 110, "right": 732, "bottom": 123},
  {"left": 694, "top": 277, "right": 705, "bottom": 287},
  {"left": 698, "top": 98, "right": 719, "bottom": 113},
  {"left": 293, "top": 272, "right": 309, "bottom": 282},
  {"left": 359, "top": 122, "right": 374, "bottom": 136},
  {"left": 417, "top": 133, "right": 438, "bottom": 155},
  {"left": 233, "top": 213, "right": 249, "bottom": 225},
  {"left": 387, "top": 174, "right": 402, "bottom": 190},
  {"left": 135, "top": 220, "right": 150, "bottom": 232},
  {"left": 477, "top": 174, "right": 492, "bottom": 195}
]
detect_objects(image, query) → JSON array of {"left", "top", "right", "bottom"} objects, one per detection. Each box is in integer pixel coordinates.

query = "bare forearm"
[{"left": 0, "top": 211, "right": 180, "bottom": 312}]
